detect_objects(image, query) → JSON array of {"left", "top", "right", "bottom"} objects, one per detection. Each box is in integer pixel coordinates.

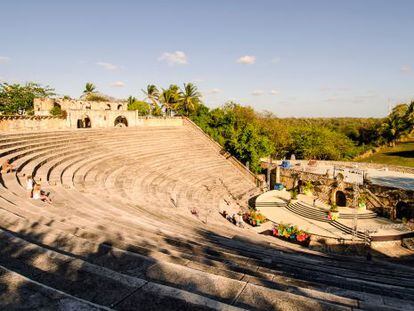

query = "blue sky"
[{"left": 0, "top": 0, "right": 413, "bottom": 117}]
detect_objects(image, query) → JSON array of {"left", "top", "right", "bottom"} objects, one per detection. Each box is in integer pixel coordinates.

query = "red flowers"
[{"left": 273, "top": 223, "right": 311, "bottom": 246}]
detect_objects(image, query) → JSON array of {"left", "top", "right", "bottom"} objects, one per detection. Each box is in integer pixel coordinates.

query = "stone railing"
[
  {"left": 183, "top": 117, "right": 263, "bottom": 187},
  {"left": 0, "top": 115, "right": 67, "bottom": 132}
]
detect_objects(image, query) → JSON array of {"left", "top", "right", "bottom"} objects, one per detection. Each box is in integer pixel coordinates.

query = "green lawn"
[{"left": 360, "top": 140, "right": 414, "bottom": 168}]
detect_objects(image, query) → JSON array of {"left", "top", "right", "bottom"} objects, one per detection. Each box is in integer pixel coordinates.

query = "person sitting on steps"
[
  {"left": 25, "top": 174, "right": 34, "bottom": 198},
  {"left": 32, "top": 178, "right": 52, "bottom": 204},
  {"left": 237, "top": 213, "right": 244, "bottom": 228},
  {"left": 1, "top": 159, "right": 15, "bottom": 174}
]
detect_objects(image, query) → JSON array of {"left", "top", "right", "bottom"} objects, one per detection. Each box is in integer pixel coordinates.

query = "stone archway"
[
  {"left": 335, "top": 191, "right": 347, "bottom": 207},
  {"left": 396, "top": 201, "right": 412, "bottom": 220},
  {"left": 77, "top": 115, "right": 92, "bottom": 128},
  {"left": 114, "top": 115, "right": 128, "bottom": 127}
]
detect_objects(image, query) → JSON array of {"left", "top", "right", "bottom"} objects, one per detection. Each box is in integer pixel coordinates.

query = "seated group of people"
[
  {"left": 221, "top": 210, "right": 244, "bottom": 228},
  {"left": 1, "top": 158, "right": 52, "bottom": 204},
  {"left": 25, "top": 175, "right": 52, "bottom": 204}
]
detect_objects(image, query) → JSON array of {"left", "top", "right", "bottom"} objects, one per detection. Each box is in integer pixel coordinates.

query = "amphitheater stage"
[{"left": 256, "top": 190, "right": 414, "bottom": 242}]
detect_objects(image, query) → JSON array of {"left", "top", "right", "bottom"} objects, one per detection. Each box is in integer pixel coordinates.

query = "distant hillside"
[{"left": 358, "top": 139, "right": 414, "bottom": 168}]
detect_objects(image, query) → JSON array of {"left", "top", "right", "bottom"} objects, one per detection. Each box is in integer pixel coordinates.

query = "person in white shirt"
[{"left": 26, "top": 175, "right": 34, "bottom": 198}]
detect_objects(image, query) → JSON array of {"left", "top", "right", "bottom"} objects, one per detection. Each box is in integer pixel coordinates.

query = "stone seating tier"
[{"left": 0, "top": 125, "right": 414, "bottom": 310}]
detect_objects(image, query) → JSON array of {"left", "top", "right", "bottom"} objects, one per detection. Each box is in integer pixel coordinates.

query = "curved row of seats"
[{"left": 1, "top": 125, "right": 414, "bottom": 310}]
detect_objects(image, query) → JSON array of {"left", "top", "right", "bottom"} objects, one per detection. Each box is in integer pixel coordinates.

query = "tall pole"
[
  {"left": 352, "top": 183, "right": 359, "bottom": 241},
  {"left": 267, "top": 155, "right": 272, "bottom": 190}
]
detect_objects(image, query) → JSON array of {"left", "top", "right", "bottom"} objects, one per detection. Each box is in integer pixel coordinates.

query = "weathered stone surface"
[
  {"left": 117, "top": 282, "right": 242, "bottom": 311},
  {"left": 234, "top": 283, "right": 350, "bottom": 311},
  {"left": 144, "top": 262, "right": 244, "bottom": 304},
  {"left": 0, "top": 266, "right": 106, "bottom": 310}
]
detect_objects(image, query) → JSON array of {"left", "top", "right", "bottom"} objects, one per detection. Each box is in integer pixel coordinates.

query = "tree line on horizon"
[{"left": 0, "top": 80, "right": 413, "bottom": 172}]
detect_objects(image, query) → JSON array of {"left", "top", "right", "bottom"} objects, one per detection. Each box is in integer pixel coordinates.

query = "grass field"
[{"left": 360, "top": 140, "right": 414, "bottom": 167}]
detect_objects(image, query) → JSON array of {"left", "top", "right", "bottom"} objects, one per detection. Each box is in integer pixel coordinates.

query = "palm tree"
[
  {"left": 127, "top": 96, "right": 136, "bottom": 106},
  {"left": 178, "top": 83, "right": 202, "bottom": 116},
  {"left": 83, "top": 82, "right": 96, "bottom": 94},
  {"left": 142, "top": 85, "right": 160, "bottom": 112},
  {"left": 159, "top": 86, "right": 179, "bottom": 116}
]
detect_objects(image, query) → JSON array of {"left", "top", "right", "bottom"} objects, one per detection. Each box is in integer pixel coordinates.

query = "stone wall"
[
  {"left": 286, "top": 159, "right": 414, "bottom": 175},
  {"left": 34, "top": 98, "right": 127, "bottom": 116},
  {"left": 0, "top": 116, "right": 67, "bottom": 132},
  {"left": 0, "top": 115, "right": 184, "bottom": 132},
  {"left": 278, "top": 168, "right": 355, "bottom": 207},
  {"left": 277, "top": 168, "right": 414, "bottom": 220}
]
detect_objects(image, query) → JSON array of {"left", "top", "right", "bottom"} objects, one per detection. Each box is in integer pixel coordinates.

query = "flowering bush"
[
  {"left": 272, "top": 223, "right": 311, "bottom": 246},
  {"left": 243, "top": 210, "right": 267, "bottom": 227}
]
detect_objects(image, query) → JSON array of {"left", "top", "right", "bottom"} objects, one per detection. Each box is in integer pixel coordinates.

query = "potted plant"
[
  {"left": 272, "top": 223, "right": 311, "bottom": 247},
  {"left": 303, "top": 181, "right": 314, "bottom": 196},
  {"left": 358, "top": 196, "right": 367, "bottom": 212},
  {"left": 328, "top": 203, "right": 340, "bottom": 221},
  {"left": 244, "top": 210, "right": 267, "bottom": 227}
]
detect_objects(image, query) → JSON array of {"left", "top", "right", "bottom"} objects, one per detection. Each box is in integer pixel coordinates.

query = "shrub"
[
  {"left": 330, "top": 203, "right": 338, "bottom": 212},
  {"left": 85, "top": 93, "right": 109, "bottom": 102},
  {"left": 128, "top": 100, "right": 151, "bottom": 116},
  {"left": 50, "top": 105, "right": 62, "bottom": 116}
]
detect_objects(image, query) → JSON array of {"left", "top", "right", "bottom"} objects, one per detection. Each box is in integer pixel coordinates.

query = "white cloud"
[
  {"left": 158, "top": 51, "right": 188, "bottom": 66},
  {"left": 0, "top": 56, "right": 10, "bottom": 64},
  {"left": 269, "top": 90, "right": 280, "bottom": 95},
  {"left": 237, "top": 55, "right": 256, "bottom": 65},
  {"left": 252, "top": 90, "right": 264, "bottom": 96},
  {"left": 271, "top": 57, "right": 281, "bottom": 64},
  {"left": 401, "top": 65, "right": 412, "bottom": 73},
  {"left": 209, "top": 88, "right": 222, "bottom": 94},
  {"left": 96, "top": 62, "right": 118, "bottom": 70},
  {"left": 111, "top": 81, "right": 125, "bottom": 87}
]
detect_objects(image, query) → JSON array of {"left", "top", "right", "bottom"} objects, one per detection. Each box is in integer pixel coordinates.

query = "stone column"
[{"left": 276, "top": 165, "right": 281, "bottom": 184}]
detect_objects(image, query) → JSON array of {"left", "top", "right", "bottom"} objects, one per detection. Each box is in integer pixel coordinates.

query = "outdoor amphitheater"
[{"left": 0, "top": 118, "right": 413, "bottom": 311}]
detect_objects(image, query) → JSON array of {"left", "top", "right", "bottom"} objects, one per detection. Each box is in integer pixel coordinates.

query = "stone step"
[
  {"left": 0, "top": 229, "right": 244, "bottom": 311},
  {"left": 0, "top": 264, "right": 110, "bottom": 311},
  {"left": 1, "top": 202, "right": 413, "bottom": 306}
]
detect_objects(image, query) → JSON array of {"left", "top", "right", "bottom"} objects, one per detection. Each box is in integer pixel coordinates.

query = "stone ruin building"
[{"left": 34, "top": 97, "right": 136, "bottom": 128}]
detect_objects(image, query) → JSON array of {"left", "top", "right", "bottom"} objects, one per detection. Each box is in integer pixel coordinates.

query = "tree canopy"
[
  {"left": 1, "top": 78, "right": 412, "bottom": 174},
  {"left": 0, "top": 82, "right": 55, "bottom": 114}
]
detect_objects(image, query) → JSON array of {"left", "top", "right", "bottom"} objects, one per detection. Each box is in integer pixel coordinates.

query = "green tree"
[
  {"left": 159, "top": 85, "right": 179, "bottom": 116},
  {"left": 0, "top": 82, "right": 55, "bottom": 114},
  {"left": 50, "top": 104, "right": 62, "bottom": 116},
  {"left": 127, "top": 96, "right": 136, "bottom": 106},
  {"left": 227, "top": 123, "right": 274, "bottom": 172},
  {"left": 142, "top": 85, "right": 160, "bottom": 114},
  {"left": 177, "top": 83, "right": 202, "bottom": 116},
  {"left": 289, "top": 126, "right": 358, "bottom": 160},
  {"left": 83, "top": 82, "right": 96, "bottom": 94},
  {"left": 127, "top": 100, "right": 151, "bottom": 116},
  {"left": 380, "top": 104, "right": 410, "bottom": 146}
]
